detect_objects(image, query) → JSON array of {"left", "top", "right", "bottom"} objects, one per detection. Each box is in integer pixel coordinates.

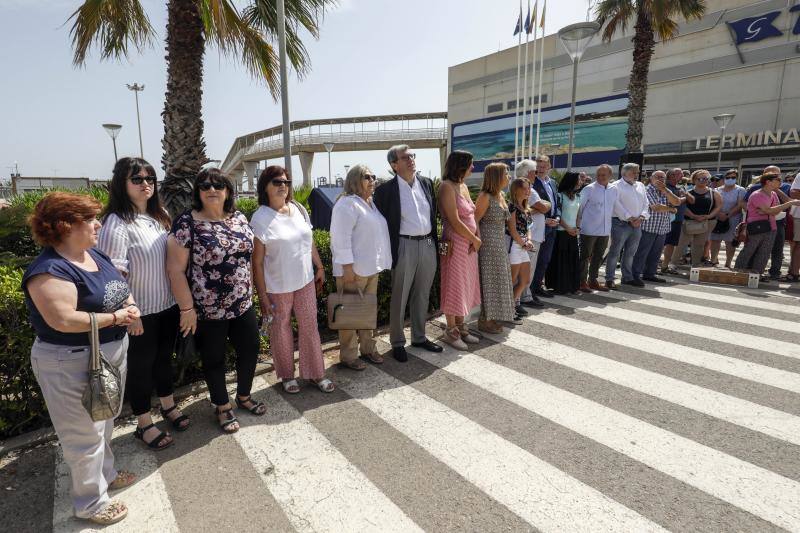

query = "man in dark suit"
[
  {"left": 374, "top": 145, "right": 443, "bottom": 362},
  {"left": 529, "top": 154, "right": 561, "bottom": 298}
]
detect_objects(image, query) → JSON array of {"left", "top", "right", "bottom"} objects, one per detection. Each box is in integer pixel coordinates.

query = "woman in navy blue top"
[{"left": 22, "top": 192, "right": 140, "bottom": 526}]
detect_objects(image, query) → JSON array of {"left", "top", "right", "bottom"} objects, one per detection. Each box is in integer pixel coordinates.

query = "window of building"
[{"left": 487, "top": 103, "right": 503, "bottom": 113}]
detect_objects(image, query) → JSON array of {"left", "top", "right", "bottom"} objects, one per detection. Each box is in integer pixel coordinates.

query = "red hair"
[{"left": 29, "top": 192, "right": 102, "bottom": 247}]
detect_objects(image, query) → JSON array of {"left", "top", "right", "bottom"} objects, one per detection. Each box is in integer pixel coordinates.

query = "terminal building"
[{"left": 447, "top": 0, "right": 800, "bottom": 184}]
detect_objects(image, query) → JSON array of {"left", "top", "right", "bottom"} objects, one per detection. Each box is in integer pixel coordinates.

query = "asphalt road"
[{"left": 2, "top": 275, "right": 799, "bottom": 532}]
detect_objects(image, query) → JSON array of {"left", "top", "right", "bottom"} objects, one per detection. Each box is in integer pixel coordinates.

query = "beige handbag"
[
  {"left": 81, "top": 313, "right": 123, "bottom": 421},
  {"left": 326, "top": 285, "right": 377, "bottom": 330}
]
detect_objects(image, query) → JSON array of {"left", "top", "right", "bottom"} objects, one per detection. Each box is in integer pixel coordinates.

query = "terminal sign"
[{"left": 696, "top": 128, "right": 800, "bottom": 150}]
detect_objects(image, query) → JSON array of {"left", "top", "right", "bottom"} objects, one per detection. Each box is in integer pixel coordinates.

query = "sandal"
[
  {"left": 311, "top": 378, "right": 335, "bottom": 393},
  {"left": 160, "top": 404, "right": 190, "bottom": 431},
  {"left": 87, "top": 500, "right": 128, "bottom": 525},
  {"left": 133, "top": 424, "right": 173, "bottom": 450},
  {"left": 108, "top": 470, "right": 136, "bottom": 491},
  {"left": 458, "top": 324, "right": 480, "bottom": 344},
  {"left": 235, "top": 395, "right": 267, "bottom": 416},
  {"left": 282, "top": 379, "right": 301, "bottom": 394},
  {"left": 361, "top": 351, "right": 384, "bottom": 364},
  {"left": 342, "top": 358, "right": 367, "bottom": 371},
  {"left": 214, "top": 406, "right": 239, "bottom": 433}
]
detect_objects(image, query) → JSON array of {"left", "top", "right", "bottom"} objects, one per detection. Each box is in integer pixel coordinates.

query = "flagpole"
[
  {"left": 520, "top": 1, "right": 531, "bottom": 162},
  {"left": 535, "top": 0, "right": 547, "bottom": 157},
  {"left": 527, "top": 1, "right": 539, "bottom": 159},
  {"left": 514, "top": 1, "right": 523, "bottom": 165}
]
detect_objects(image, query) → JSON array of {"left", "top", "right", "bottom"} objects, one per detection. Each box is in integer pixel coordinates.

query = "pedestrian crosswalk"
[{"left": 47, "top": 281, "right": 800, "bottom": 532}]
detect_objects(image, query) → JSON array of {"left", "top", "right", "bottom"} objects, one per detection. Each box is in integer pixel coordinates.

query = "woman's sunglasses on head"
[
  {"left": 129, "top": 175, "right": 156, "bottom": 185},
  {"left": 198, "top": 181, "right": 226, "bottom": 191}
]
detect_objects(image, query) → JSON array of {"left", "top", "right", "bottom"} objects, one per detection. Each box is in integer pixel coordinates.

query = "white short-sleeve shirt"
[
  {"left": 528, "top": 188, "right": 546, "bottom": 243},
  {"left": 330, "top": 195, "right": 392, "bottom": 277},
  {"left": 250, "top": 204, "right": 314, "bottom": 294}
]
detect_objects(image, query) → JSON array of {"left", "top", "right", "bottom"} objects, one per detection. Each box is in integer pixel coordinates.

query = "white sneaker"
[{"left": 442, "top": 327, "right": 468, "bottom": 350}]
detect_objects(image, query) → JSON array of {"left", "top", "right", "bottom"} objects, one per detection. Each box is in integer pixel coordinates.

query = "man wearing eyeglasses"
[{"left": 373, "top": 145, "right": 443, "bottom": 362}]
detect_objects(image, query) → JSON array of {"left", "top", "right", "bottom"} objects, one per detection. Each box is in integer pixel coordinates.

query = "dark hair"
[
  {"left": 29, "top": 192, "right": 102, "bottom": 247},
  {"left": 558, "top": 171, "right": 580, "bottom": 199},
  {"left": 191, "top": 168, "right": 236, "bottom": 213},
  {"left": 759, "top": 173, "right": 781, "bottom": 186},
  {"left": 257, "top": 165, "right": 294, "bottom": 207},
  {"left": 102, "top": 157, "right": 171, "bottom": 230},
  {"left": 442, "top": 150, "right": 473, "bottom": 183}
]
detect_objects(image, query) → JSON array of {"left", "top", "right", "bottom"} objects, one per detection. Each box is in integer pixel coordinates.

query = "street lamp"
[
  {"left": 276, "top": 0, "right": 292, "bottom": 176},
  {"left": 126, "top": 83, "right": 145, "bottom": 158},
  {"left": 102, "top": 123, "right": 122, "bottom": 163},
  {"left": 344, "top": 164, "right": 350, "bottom": 179},
  {"left": 323, "top": 142, "right": 334, "bottom": 186},
  {"left": 712, "top": 113, "right": 735, "bottom": 173},
  {"left": 558, "top": 21, "right": 600, "bottom": 171}
]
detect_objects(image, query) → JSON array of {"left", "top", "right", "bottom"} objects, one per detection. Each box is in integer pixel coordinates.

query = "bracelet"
[
  {"left": 180, "top": 308, "right": 195, "bottom": 315},
  {"left": 111, "top": 313, "right": 117, "bottom": 326}
]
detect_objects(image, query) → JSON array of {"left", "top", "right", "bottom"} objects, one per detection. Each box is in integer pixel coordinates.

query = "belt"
[{"left": 400, "top": 234, "right": 429, "bottom": 240}]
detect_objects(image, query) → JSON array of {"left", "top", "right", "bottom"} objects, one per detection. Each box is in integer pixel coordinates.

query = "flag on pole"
[
  {"left": 524, "top": 4, "right": 532, "bottom": 34},
  {"left": 540, "top": 0, "right": 546, "bottom": 28},
  {"left": 513, "top": 8, "right": 522, "bottom": 35}
]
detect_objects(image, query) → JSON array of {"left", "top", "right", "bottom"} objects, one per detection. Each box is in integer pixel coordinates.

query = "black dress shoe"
[
  {"left": 392, "top": 346, "right": 408, "bottom": 362},
  {"left": 622, "top": 279, "right": 645, "bottom": 287},
  {"left": 411, "top": 339, "right": 443, "bottom": 353},
  {"left": 534, "top": 288, "right": 554, "bottom": 298},
  {"left": 642, "top": 276, "right": 667, "bottom": 283},
  {"left": 521, "top": 296, "right": 544, "bottom": 308}
]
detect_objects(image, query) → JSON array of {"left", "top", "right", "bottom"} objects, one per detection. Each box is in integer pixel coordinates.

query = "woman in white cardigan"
[{"left": 329, "top": 164, "right": 392, "bottom": 370}]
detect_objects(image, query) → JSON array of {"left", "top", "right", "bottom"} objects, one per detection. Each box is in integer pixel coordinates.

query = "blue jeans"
[
  {"left": 632, "top": 231, "right": 667, "bottom": 280},
  {"left": 606, "top": 218, "right": 642, "bottom": 282}
]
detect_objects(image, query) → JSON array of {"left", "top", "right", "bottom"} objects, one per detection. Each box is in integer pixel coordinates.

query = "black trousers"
[
  {"left": 195, "top": 307, "right": 260, "bottom": 407},
  {"left": 128, "top": 305, "right": 180, "bottom": 416},
  {"left": 768, "top": 218, "right": 786, "bottom": 276}
]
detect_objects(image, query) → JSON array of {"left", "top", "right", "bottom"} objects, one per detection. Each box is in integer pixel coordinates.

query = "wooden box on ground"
[{"left": 689, "top": 267, "right": 759, "bottom": 288}]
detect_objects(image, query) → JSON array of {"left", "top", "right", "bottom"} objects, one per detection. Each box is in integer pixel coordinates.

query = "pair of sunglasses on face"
[
  {"left": 270, "top": 179, "right": 292, "bottom": 187},
  {"left": 198, "top": 181, "right": 226, "bottom": 191},
  {"left": 129, "top": 175, "right": 156, "bottom": 185}
]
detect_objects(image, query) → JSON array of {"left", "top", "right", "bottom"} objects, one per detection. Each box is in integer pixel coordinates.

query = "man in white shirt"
[
  {"left": 605, "top": 162, "right": 649, "bottom": 289},
  {"left": 514, "top": 159, "right": 552, "bottom": 308},
  {"left": 788, "top": 170, "right": 800, "bottom": 280},
  {"left": 576, "top": 164, "right": 618, "bottom": 291},
  {"left": 374, "top": 145, "right": 443, "bottom": 362}
]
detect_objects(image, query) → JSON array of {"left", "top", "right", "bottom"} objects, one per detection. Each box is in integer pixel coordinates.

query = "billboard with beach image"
[{"left": 451, "top": 94, "right": 628, "bottom": 169}]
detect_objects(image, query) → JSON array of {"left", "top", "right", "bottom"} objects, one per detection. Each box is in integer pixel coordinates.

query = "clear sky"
[{"left": 0, "top": 0, "right": 589, "bottom": 184}]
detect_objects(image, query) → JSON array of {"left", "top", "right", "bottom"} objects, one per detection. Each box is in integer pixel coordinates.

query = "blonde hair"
[
  {"left": 342, "top": 164, "right": 371, "bottom": 197},
  {"left": 509, "top": 178, "right": 530, "bottom": 212},
  {"left": 482, "top": 162, "right": 508, "bottom": 196},
  {"left": 691, "top": 169, "right": 711, "bottom": 183}
]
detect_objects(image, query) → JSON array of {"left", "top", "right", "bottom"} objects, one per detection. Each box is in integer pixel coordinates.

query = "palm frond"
[
  {"left": 652, "top": 0, "right": 706, "bottom": 40},
  {"left": 68, "top": 0, "right": 155, "bottom": 66},
  {"left": 594, "top": 0, "right": 635, "bottom": 42}
]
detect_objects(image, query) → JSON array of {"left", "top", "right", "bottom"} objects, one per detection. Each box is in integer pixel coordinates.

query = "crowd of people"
[{"left": 19, "top": 144, "right": 800, "bottom": 525}]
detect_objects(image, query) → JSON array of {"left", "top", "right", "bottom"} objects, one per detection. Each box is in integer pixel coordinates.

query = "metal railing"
[{"left": 244, "top": 128, "right": 447, "bottom": 157}]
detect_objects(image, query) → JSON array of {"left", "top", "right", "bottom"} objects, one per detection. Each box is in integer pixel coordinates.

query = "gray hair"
[
  {"left": 535, "top": 154, "right": 550, "bottom": 164},
  {"left": 387, "top": 144, "right": 410, "bottom": 164},
  {"left": 596, "top": 163, "right": 614, "bottom": 177},
  {"left": 651, "top": 170, "right": 666, "bottom": 180},
  {"left": 342, "top": 164, "right": 371, "bottom": 197},
  {"left": 622, "top": 163, "right": 640, "bottom": 175},
  {"left": 515, "top": 159, "right": 537, "bottom": 178},
  {"left": 667, "top": 168, "right": 683, "bottom": 180}
]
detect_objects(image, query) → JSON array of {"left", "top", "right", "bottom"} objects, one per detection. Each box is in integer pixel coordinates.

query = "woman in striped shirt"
[{"left": 98, "top": 157, "right": 187, "bottom": 451}]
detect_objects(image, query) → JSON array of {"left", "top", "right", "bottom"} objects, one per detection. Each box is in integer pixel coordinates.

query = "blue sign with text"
[{"left": 727, "top": 11, "right": 784, "bottom": 44}]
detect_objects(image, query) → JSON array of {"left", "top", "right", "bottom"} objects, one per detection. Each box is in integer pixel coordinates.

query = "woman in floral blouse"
[{"left": 166, "top": 168, "right": 265, "bottom": 434}]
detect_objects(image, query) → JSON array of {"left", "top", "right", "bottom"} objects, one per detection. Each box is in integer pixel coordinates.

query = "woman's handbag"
[
  {"left": 174, "top": 331, "right": 197, "bottom": 363},
  {"left": 734, "top": 221, "right": 748, "bottom": 244},
  {"left": 684, "top": 219, "right": 709, "bottom": 235},
  {"left": 438, "top": 239, "right": 452, "bottom": 257},
  {"left": 327, "top": 285, "right": 377, "bottom": 330},
  {"left": 712, "top": 218, "right": 730, "bottom": 234},
  {"left": 81, "top": 313, "right": 123, "bottom": 421},
  {"left": 746, "top": 219, "right": 772, "bottom": 235}
]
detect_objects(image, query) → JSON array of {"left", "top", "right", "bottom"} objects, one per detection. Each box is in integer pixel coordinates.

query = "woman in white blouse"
[
  {"left": 330, "top": 164, "right": 392, "bottom": 370},
  {"left": 250, "top": 166, "right": 334, "bottom": 394},
  {"left": 97, "top": 157, "right": 187, "bottom": 451}
]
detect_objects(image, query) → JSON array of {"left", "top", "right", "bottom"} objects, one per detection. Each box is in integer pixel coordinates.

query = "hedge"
[{"left": 0, "top": 187, "right": 438, "bottom": 438}]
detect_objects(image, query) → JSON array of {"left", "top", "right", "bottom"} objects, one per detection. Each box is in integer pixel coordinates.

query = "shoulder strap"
[{"left": 291, "top": 200, "right": 311, "bottom": 225}]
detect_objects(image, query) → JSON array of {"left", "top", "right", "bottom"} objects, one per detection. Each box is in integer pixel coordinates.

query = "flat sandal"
[
  {"left": 235, "top": 395, "right": 267, "bottom": 415},
  {"left": 214, "top": 406, "right": 239, "bottom": 433}
]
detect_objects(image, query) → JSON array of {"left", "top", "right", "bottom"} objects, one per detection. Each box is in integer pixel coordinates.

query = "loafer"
[
  {"left": 642, "top": 276, "right": 667, "bottom": 283},
  {"left": 605, "top": 280, "right": 617, "bottom": 290},
  {"left": 588, "top": 279, "right": 608, "bottom": 292},
  {"left": 534, "top": 288, "right": 554, "bottom": 298},
  {"left": 622, "top": 279, "right": 645, "bottom": 287},
  {"left": 411, "top": 339, "right": 443, "bottom": 353},
  {"left": 579, "top": 282, "right": 593, "bottom": 293},
  {"left": 521, "top": 297, "right": 544, "bottom": 308},
  {"left": 392, "top": 346, "right": 408, "bottom": 362},
  {"left": 515, "top": 304, "right": 529, "bottom": 317}
]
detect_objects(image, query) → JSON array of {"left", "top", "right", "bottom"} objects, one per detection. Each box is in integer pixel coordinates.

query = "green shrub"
[{"left": 235, "top": 197, "right": 258, "bottom": 220}]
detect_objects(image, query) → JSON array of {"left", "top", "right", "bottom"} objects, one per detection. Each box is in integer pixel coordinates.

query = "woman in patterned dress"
[
  {"left": 167, "top": 168, "right": 265, "bottom": 434},
  {"left": 438, "top": 151, "right": 482, "bottom": 350},
  {"left": 474, "top": 162, "right": 516, "bottom": 334}
]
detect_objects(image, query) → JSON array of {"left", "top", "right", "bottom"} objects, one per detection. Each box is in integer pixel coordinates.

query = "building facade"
[{"left": 448, "top": 0, "right": 800, "bottom": 183}]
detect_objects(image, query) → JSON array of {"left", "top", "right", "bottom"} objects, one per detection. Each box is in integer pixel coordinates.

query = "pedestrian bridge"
[{"left": 221, "top": 112, "right": 448, "bottom": 188}]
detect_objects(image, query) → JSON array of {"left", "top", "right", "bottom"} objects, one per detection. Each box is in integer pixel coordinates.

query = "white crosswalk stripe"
[{"left": 42, "top": 282, "right": 800, "bottom": 532}]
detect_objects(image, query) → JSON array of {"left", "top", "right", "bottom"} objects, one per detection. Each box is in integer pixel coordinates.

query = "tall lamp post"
[
  {"left": 277, "top": 0, "right": 292, "bottom": 175},
  {"left": 712, "top": 113, "right": 735, "bottom": 173},
  {"left": 557, "top": 21, "right": 600, "bottom": 172},
  {"left": 323, "top": 142, "right": 334, "bottom": 185},
  {"left": 126, "top": 83, "right": 145, "bottom": 157},
  {"left": 102, "top": 123, "right": 122, "bottom": 163}
]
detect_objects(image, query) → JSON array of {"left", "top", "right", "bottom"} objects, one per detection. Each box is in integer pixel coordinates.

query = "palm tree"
[
  {"left": 68, "top": 0, "right": 335, "bottom": 215},
  {"left": 595, "top": 0, "right": 706, "bottom": 154}
]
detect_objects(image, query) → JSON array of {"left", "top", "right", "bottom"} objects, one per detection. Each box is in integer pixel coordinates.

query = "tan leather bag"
[{"left": 326, "top": 285, "right": 377, "bottom": 330}]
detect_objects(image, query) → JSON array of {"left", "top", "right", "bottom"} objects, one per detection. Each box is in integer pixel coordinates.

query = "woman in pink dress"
[{"left": 438, "top": 150, "right": 482, "bottom": 350}]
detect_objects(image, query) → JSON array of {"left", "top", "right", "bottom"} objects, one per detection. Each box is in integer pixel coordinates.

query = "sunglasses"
[
  {"left": 270, "top": 179, "right": 292, "bottom": 187},
  {"left": 197, "top": 181, "right": 226, "bottom": 191},
  {"left": 129, "top": 175, "right": 156, "bottom": 185},
  {"left": 362, "top": 174, "right": 377, "bottom": 181},
  {"left": 398, "top": 153, "right": 416, "bottom": 162}
]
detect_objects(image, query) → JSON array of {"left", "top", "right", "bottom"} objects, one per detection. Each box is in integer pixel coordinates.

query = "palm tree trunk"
[
  {"left": 159, "top": 0, "right": 207, "bottom": 217},
  {"left": 624, "top": 9, "right": 655, "bottom": 154}
]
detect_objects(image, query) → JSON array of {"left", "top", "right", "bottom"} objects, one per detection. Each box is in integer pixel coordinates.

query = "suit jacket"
[
  {"left": 373, "top": 174, "right": 438, "bottom": 268},
  {"left": 532, "top": 176, "right": 561, "bottom": 220}
]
